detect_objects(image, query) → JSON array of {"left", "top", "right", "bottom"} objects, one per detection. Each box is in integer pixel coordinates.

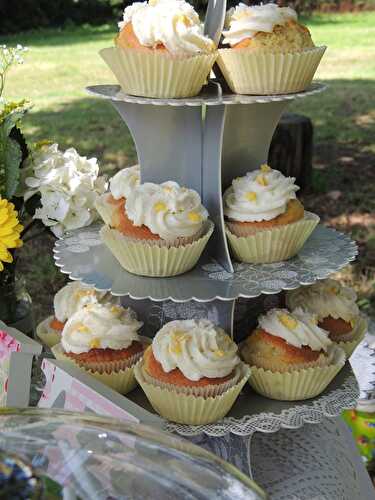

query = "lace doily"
[
  {"left": 54, "top": 224, "right": 357, "bottom": 301},
  {"left": 165, "top": 375, "right": 359, "bottom": 437}
]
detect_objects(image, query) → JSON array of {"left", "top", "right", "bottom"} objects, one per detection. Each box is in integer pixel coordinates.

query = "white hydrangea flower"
[{"left": 22, "top": 143, "right": 107, "bottom": 237}]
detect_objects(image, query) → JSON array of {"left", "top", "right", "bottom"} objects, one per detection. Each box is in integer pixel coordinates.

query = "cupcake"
[
  {"left": 217, "top": 3, "right": 326, "bottom": 95},
  {"left": 134, "top": 319, "right": 250, "bottom": 424},
  {"left": 286, "top": 279, "right": 367, "bottom": 357},
  {"left": 241, "top": 308, "right": 345, "bottom": 401},
  {"left": 100, "top": 0, "right": 217, "bottom": 98},
  {"left": 52, "top": 302, "right": 146, "bottom": 394},
  {"left": 96, "top": 175, "right": 214, "bottom": 277},
  {"left": 223, "top": 164, "right": 319, "bottom": 263},
  {"left": 36, "top": 282, "right": 118, "bottom": 348}
]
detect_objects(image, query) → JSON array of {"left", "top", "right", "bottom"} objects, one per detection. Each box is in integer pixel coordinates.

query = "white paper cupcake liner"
[
  {"left": 134, "top": 361, "right": 250, "bottom": 425},
  {"left": 95, "top": 193, "right": 119, "bottom": 227},
  {"left": 100, "top": 47, "right": 217, "bottom": 98},
  {"left": 52, "top": 339, "right": 150, "bottom": 395},
  {"left": 142, "top": 365, "right": 242, "bottom": 398},
  {"left": 217, "top": 46, "right": 326, "bottom": 95},
  {"left": 336, "top": 315, "right": 368, "bottom": 358},
  {"left": 36, "top": 316, "right": 62, "bottom": 348},
  {"left": 225, "top": 211, "right": 319, "bottom": 264},
  {"left": 100, "top": 220, "right": 214, "bottom": 277},
  {"left": 247, "top": 345, "right": 346, "bottom": 401}
]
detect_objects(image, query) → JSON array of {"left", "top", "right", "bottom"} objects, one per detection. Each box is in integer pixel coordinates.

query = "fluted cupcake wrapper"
[
  {"left": 36, "top": 316, "right": 62, "bottom": 349},
  {"left": 335, "top": 315, "right": 368, "bottom": 358},
  {"left": 100, "top": 221, "right": 214, "bottom": 277},
  {"left": 225, "top": 212, "right": 319, "bottom": 264},
  {"left": 142, "top": 365, "right": 242, "bottom": 398},
  {"left": 52, "top": 340, "right": 150, "bottom": 395},
  {"left": 95, "top": 193, "right": 119, "bottom": 227},
  {"left": 100, "top": 47, "right": 218, "bottom": 98},
  {"left": 134, "top": 361, "right": 251, "bottom": 425},
  {"left": 247, "top": 345, "right": 346, "bottom": 401},
  {"left": 217, "top": 46, "right": 326, "bottom": 95}
]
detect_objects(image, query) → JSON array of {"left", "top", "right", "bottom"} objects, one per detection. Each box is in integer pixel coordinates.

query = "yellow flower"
[{"left": 0, "top": 198, "right": 23, "bottom": 272}]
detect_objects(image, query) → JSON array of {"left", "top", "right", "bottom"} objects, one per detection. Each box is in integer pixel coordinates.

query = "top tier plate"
[
  {"left": 86, "top": 82, "right": 326, "bottom": 107},
  {"left": 54, "top": 223, "right": 357, "bottom": 302}
]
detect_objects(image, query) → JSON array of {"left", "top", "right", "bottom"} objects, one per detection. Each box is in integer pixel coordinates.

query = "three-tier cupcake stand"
[{"left": 49, "top": 0, "right": 372, "bottom": 484}]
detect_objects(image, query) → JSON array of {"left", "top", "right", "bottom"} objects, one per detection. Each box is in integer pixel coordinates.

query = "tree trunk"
[{"left": 268, "top": 113, "right": 313, "bottom": 191}]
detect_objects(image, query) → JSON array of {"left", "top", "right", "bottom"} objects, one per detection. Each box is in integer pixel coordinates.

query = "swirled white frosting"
[
  {"left": 223, "top": 165, "right": 299, "bottom": 222},
  {"left": 110, "top": 165, "right": 140, "bottom": 200},
  {"left": 61, "top": 303, "right": 143, "bottom": 354},
  {"left": 286, "top": 279, "right": 359, "bottom": 323},
  {"left": 125, "top": 181, "right": 208, "bottom": 240},
  {"left": 222, "top": 3, "right": 297, "bottom": 46},
  {"left": 54, "top": 282, "right": 116, "bottom": 323},
  {"left": 152, "top": 319, "right": 240, "bottom": 381},
  {"left": 118, "top": 0, "right": 215, "bottom": 55},
  {"left": 258, "top": 308, "right": 332, "bottom": 352}
]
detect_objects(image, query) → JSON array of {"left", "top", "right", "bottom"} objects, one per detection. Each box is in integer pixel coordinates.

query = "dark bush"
[{"left": 1, "top": 0, "right": 375, "bottom": 34}]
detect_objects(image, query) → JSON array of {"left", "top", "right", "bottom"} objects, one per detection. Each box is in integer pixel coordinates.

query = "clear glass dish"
[{"left": 0, "top": 408, "right": 266, "bottom": 499}]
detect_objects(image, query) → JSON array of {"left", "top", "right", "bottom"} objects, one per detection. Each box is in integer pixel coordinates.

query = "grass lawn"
[{"left": 1, "top": 12, "right": 375, "bottom": 321}]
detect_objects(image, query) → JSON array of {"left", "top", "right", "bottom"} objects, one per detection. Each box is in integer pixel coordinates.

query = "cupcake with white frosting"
[
  {"left": 286, "top": 279, "right": 367, "bottom": 357},
  {"left": 100, "top": 0, "right": 217, "bottom": 98},
  {"left": 223, "top": 164, "right": 319, "bottom": 263},
  {"left": 241, "top": 308, "right": 345, "bottom": 401},
  {"left": 97, "top": 174, "right": 214, "bottom": 276},
  {"left": 135, "top": 319, "right": 250, "bottom": 424},
  {"left": 36, "top": 282, "right": 118, "bottom": 348},
  {"left": 217, "top": 3, "right": 326, "bottom": 95},
  {"left": 52, "top": 302, "right": 146, "bottom": 394}
]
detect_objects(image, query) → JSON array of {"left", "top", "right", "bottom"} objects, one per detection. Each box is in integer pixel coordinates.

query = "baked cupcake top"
[
  {"left": 118, "top": 0, "right": 215, "bottom": 55},
  {"left": 222, "top": 3, "right": 314, "bottom": 50},
  {"left": 110, "top": 165, "right": 140, "bottom": 200},
  {"left": 54, "top": 282, "right": 115, "bottom": 323},
  {"left": 61, "top": 303, "right": 143, "bottom": 354},
  {"left": 125, "top": 181, "right": 208, "bottom": 240},
  {"left": 286, "top": 279, "right": 359, "bottom": 323},
  {"left": 258, "top": 308, "right": 332, "bottom": 352},
  {"left": 152, "top": 319, "right": 240, "bottom": 381},
  {"left": 223, "top": 164, "right": 299, "bottom": 222}
]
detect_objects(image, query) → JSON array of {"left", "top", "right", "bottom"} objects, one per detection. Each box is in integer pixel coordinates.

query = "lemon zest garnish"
[
  {"left": 260, "top": 164, "right": 271, "bottom": 173},
  {"left": 278, "top": 313, "right": 298, "bottom": 330},
  {"left": 110, "top": 305, "right": 122, "bottom": 314},
  {"left": 77, "top": 324, "right": 90, "bottom": 333},
  {"left": 214, "top": 349, "right": 225, "bottom": 357},
  {"left": 350, "top": 318, "right": 355, "bottom": 328},
  {"left": 90, "top": 338, "right": 101, "bottom": 349},
  {"left": 188, "top": 211, "right": 201, "bottom": 223},
  {"left": 245, "top": 191, "right": 257, "bottom": 202},
  {"left": 256, "top": 174, "right": 268, "bottom": 186},
  {"left": 154, "top": 202, "right": 167, "bottom": 213},
  {"left": 176, "top": 14, "right": 191, "bottom": 26}
]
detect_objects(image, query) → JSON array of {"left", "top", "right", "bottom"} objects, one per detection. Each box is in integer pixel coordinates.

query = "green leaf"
[{"left": 0, "top": 136, "right": 22, "bottom": 199}]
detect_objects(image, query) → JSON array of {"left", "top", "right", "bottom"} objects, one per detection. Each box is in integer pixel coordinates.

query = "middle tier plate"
[{"left": 54, "top": 223, "right": 357, "bottom": 301}]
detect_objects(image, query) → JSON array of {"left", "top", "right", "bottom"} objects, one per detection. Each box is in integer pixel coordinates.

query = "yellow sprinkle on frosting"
[
  {"left": 110, "top": 305, "right": 122, "bottom": 314},
  {"left": 188, "top": 211, "right": 201, "bottom": 222},
  {"left": 278, "top": 313, "right": 298, "bottom": 330},
  {"left": 90, "top": 338, "right": 101, "bottom": 349},
  {"left": 260, "top": 164, "right": 271, "bottom": 173},
  {"left": 256, "top": 174, "right": 268, "bottom": 186},
  {"left": 77, "top": 324, "right": 90, "bottom": 333},
  {"left": 245, "top": 192, "right": 257, "bottom": 202},
  {"left": 154, "top": 202, "right": 167, "bottom": 213},
  {"left": 214, "top": 349, "right": 225, "bottom": 357}
]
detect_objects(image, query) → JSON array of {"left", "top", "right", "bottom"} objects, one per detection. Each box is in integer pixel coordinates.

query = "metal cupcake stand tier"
[{"left": 49, "top": 0, "right": 371, "bottom": 483}]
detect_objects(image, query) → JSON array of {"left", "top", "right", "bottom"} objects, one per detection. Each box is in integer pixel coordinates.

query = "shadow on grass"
[
  {"left": 20, "top": 78, "right": 375, "bottom": 173},
  {"left": 22, "top": 96, "right": 137, "bottom": 172}
]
